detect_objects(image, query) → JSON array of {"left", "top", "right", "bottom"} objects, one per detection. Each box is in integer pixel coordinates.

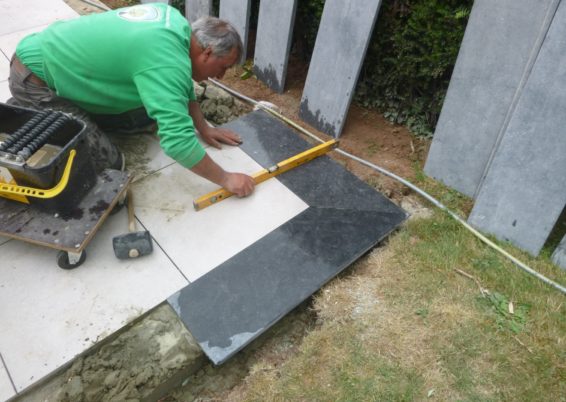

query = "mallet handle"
[{"left": 127, "top": 188, "right": 136, "bottom": 233}]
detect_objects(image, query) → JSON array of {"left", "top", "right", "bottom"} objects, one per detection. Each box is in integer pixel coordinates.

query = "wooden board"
[{"left": 0, "top": 169, "right": 131, "bottom": 252}]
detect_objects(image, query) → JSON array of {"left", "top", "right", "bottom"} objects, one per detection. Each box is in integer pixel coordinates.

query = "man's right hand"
[
  {"left": 190, "top": 153, "right": 255, "bottom": 198},
  {"left": 221, "top": 172, "right": 255, "bottom": 197}
]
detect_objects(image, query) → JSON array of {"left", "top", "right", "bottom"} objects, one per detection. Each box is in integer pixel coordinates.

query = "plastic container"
[{"left": 0, "top": 103, "right": 97, "bottom": 212}]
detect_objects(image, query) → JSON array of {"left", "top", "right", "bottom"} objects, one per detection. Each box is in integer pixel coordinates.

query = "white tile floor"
[
  {"left": 0, "top": 0, "right": 77, "bottom": 37},
  {"left": 0, "top": 212, "right": 188, "bottom": 392},
  {"left": 134, "top": 144, "right": 308, "bottom": 282},
  {"left": 0, "top": 1, "right": 308, "bottom": 399},
  {"left": 0, "top": 359, "right": 15, "bottom": 402},
  {"left": 0, "top": 24, "right": 50, "bottom": 64}
]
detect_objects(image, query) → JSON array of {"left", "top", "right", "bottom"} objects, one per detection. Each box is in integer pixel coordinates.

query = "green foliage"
[
  {"left": 292, "top": 0, "right": 473, "bottom": 137},
  {"left": 356, "top": 0, "right": 473, "bottom": 136},
  {"left": 482, "top": 291, "right": 531, "bottom": 334},
  {"left": 293, "top": 0, "right": 326, "bottom": 60}
]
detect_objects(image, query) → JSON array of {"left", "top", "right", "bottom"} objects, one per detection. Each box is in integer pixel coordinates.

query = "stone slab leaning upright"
[
  {"left": 185, "top": 0, "right": 212, "bottom": 24},
  {"left": 299, "top": 0, "right": 382, "bottom": 138},
  {"left": 468, "top": 0, "right": 566, "bottom": 256},
  {"left": 253, "top": 0, "right": 297, "bottom": 93},
  {"left": 219, "top": 0, "right": 251, "bottom": 61},
  {"left": 424, "top": 0, "right": 559, "bottom": 197}
]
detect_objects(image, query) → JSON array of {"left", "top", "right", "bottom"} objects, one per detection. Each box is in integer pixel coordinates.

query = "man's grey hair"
[{"left": 192, "top": 16, "right": 244, "bottom": 63}]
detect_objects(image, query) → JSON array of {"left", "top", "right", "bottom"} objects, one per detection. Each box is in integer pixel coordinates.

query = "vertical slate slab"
[
  {"left": 424, "top": 0, "right": 559, "bottom": 197},
  {"left": 298, "top": 0, "right": 381, "bottom": 138},
  {"left": 185, "top": 0, "right": 212, "bottom": 24},
  {"left": 552, "top": 235, "right": 566, "bottom": 270},
  {"left": 219, "top": 0, "right": 251, "bottom": 61},
  {"left": 468, "top": 0, "right": 566, "bottom": 256},
  {"left": 253, "top": 0, "right": 297, "bottom": 93}
]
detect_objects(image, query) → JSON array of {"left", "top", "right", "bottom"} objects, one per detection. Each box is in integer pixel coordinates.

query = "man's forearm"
[
  {"left": 189, "top": 152, "right": 228, "bottom": 187},
  {"left": 187, "top": 102, "right": 255, "bottom": 197},
  {"left": 188, "top": 100, "right": 209, "bottom": 135},
  {"left": 189, "top": 153, "right": 255, "bottom": 197}
]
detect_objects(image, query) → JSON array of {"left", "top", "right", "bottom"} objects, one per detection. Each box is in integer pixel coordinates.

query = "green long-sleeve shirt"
[{"left": 16, "top": 3, "right": 205, "bottom": 168}]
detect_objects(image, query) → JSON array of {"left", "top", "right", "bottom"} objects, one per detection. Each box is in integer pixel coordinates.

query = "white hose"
[{"left": 208, "top": 78, "right": 566, "bottom": 295}]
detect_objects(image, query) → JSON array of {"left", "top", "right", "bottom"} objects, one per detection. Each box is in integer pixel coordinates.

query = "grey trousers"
[{"left": 7, "top": 55, "right": 155, "bottom": 172}]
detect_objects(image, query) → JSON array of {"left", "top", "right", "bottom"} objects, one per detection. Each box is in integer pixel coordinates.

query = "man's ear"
[{"left": 203, "top": 46, "right": 213, "bottom": 61}]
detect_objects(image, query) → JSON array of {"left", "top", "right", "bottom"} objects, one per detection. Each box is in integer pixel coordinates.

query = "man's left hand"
[{"left": 201, "top": 126, "right": 242, "bottom": 149}]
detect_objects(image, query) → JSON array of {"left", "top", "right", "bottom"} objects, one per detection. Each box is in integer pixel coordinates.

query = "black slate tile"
[
  {"left": 168, "top": 206, "right": 404, "bottom": 365},
  {"left": 226, "top": 110, "right": 397, "bottom": 212},
  {"left": 223, "top": 110, "right": 312, "bottom": 165},
  {"left": 168, "top": 111, "right": 407, "bottom": 365}
]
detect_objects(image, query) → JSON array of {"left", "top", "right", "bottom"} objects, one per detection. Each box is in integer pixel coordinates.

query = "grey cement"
[
  {"left": 552, "top": 235, "right": 566, "bottom": 270},
  {"left": 298, "top": 0, "right": 381, "bottom": 138},
  {"left": 12, "top": 304, "right": 204, "bottom": 402},
  {"left": 219, "top": 0, "right": 251, "bottom": 61},
  {"left": 468, "top": 0, "right": 566, "bottom": 256},
  {"left": 253, "top": 0, "right": 297, "bottom": 93},
  {"left": 140, "top": 0, "right": 169, "bottom": 4},
  {"left": 424, "top": 0, "right": 559, "bottom": 197},
  {"left": 185, "top": 0, "right": 212, "bottom": 24}
]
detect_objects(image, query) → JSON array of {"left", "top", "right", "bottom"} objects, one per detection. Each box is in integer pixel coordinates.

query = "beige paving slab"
[
  {"left": 134, "top": 145, "right": 309, "bottom": 282},
  {"left": 115, "top": 131, "right": 215, "bottom": 181},
  {"left": 0, "top": 0, "right": 77, "bottom": 36},
  {"left": 0, "top": 208, "right": 188, "bottom": 392},
  {"left": 0, "top": 357, "right": 15, "bottom": 402}
]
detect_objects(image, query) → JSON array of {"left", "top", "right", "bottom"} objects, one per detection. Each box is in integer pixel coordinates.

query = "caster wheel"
[{"left": 57, "top": 250, "right": 86, "bottom": 269}]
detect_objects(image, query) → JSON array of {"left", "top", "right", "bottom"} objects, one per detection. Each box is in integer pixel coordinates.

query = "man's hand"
[
  {"left": 220, "top": 172, "right": 255, "bottom": 197},
  {"left": 201, "top": 126, "right": 242, "bottom": 149},
  {"left": 189, "top": 101, "right": 243, "bottom": 148},
  {"left": 190, "top": 153, "right": 255, "bottom": 198}
]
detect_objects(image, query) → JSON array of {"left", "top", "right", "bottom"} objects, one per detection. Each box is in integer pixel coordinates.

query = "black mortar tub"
[{"left": 0, "top": 103, "right": 97, "bottom": 213}]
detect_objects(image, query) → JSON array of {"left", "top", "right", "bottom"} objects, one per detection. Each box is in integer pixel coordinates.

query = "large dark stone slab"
[
  {"left": 185, "top": 0, "right": 212, "bottom": 24},
  {"left": 298, "top": 0, "right": 382, "bottom": 137},
  {"left": 425, "top": 0, "right": 559, "bottom": 197},
  {"left": 168, "top": 110, "right": 407, "bottom": 365},
  {"left": 468, "top": 0, "right": 566, "bottom": 256},
  {"left": 219, "top": 0, "right": 251, "bottom": 61},
  {"left": 253, "top": 0, "right": 297, "bottom": 92}
]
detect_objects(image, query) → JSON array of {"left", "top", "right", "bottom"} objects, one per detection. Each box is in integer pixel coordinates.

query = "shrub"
[{"left": 356, "top": 0, "right": 472, "bottom": 136}]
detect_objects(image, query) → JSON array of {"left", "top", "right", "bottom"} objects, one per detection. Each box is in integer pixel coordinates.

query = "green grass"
[
  {"left": 168, "top": 177, "right": 566, "bottom": 402},
  {"left": 230, "top": 206, "right": 566, "bottom": 401}
]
